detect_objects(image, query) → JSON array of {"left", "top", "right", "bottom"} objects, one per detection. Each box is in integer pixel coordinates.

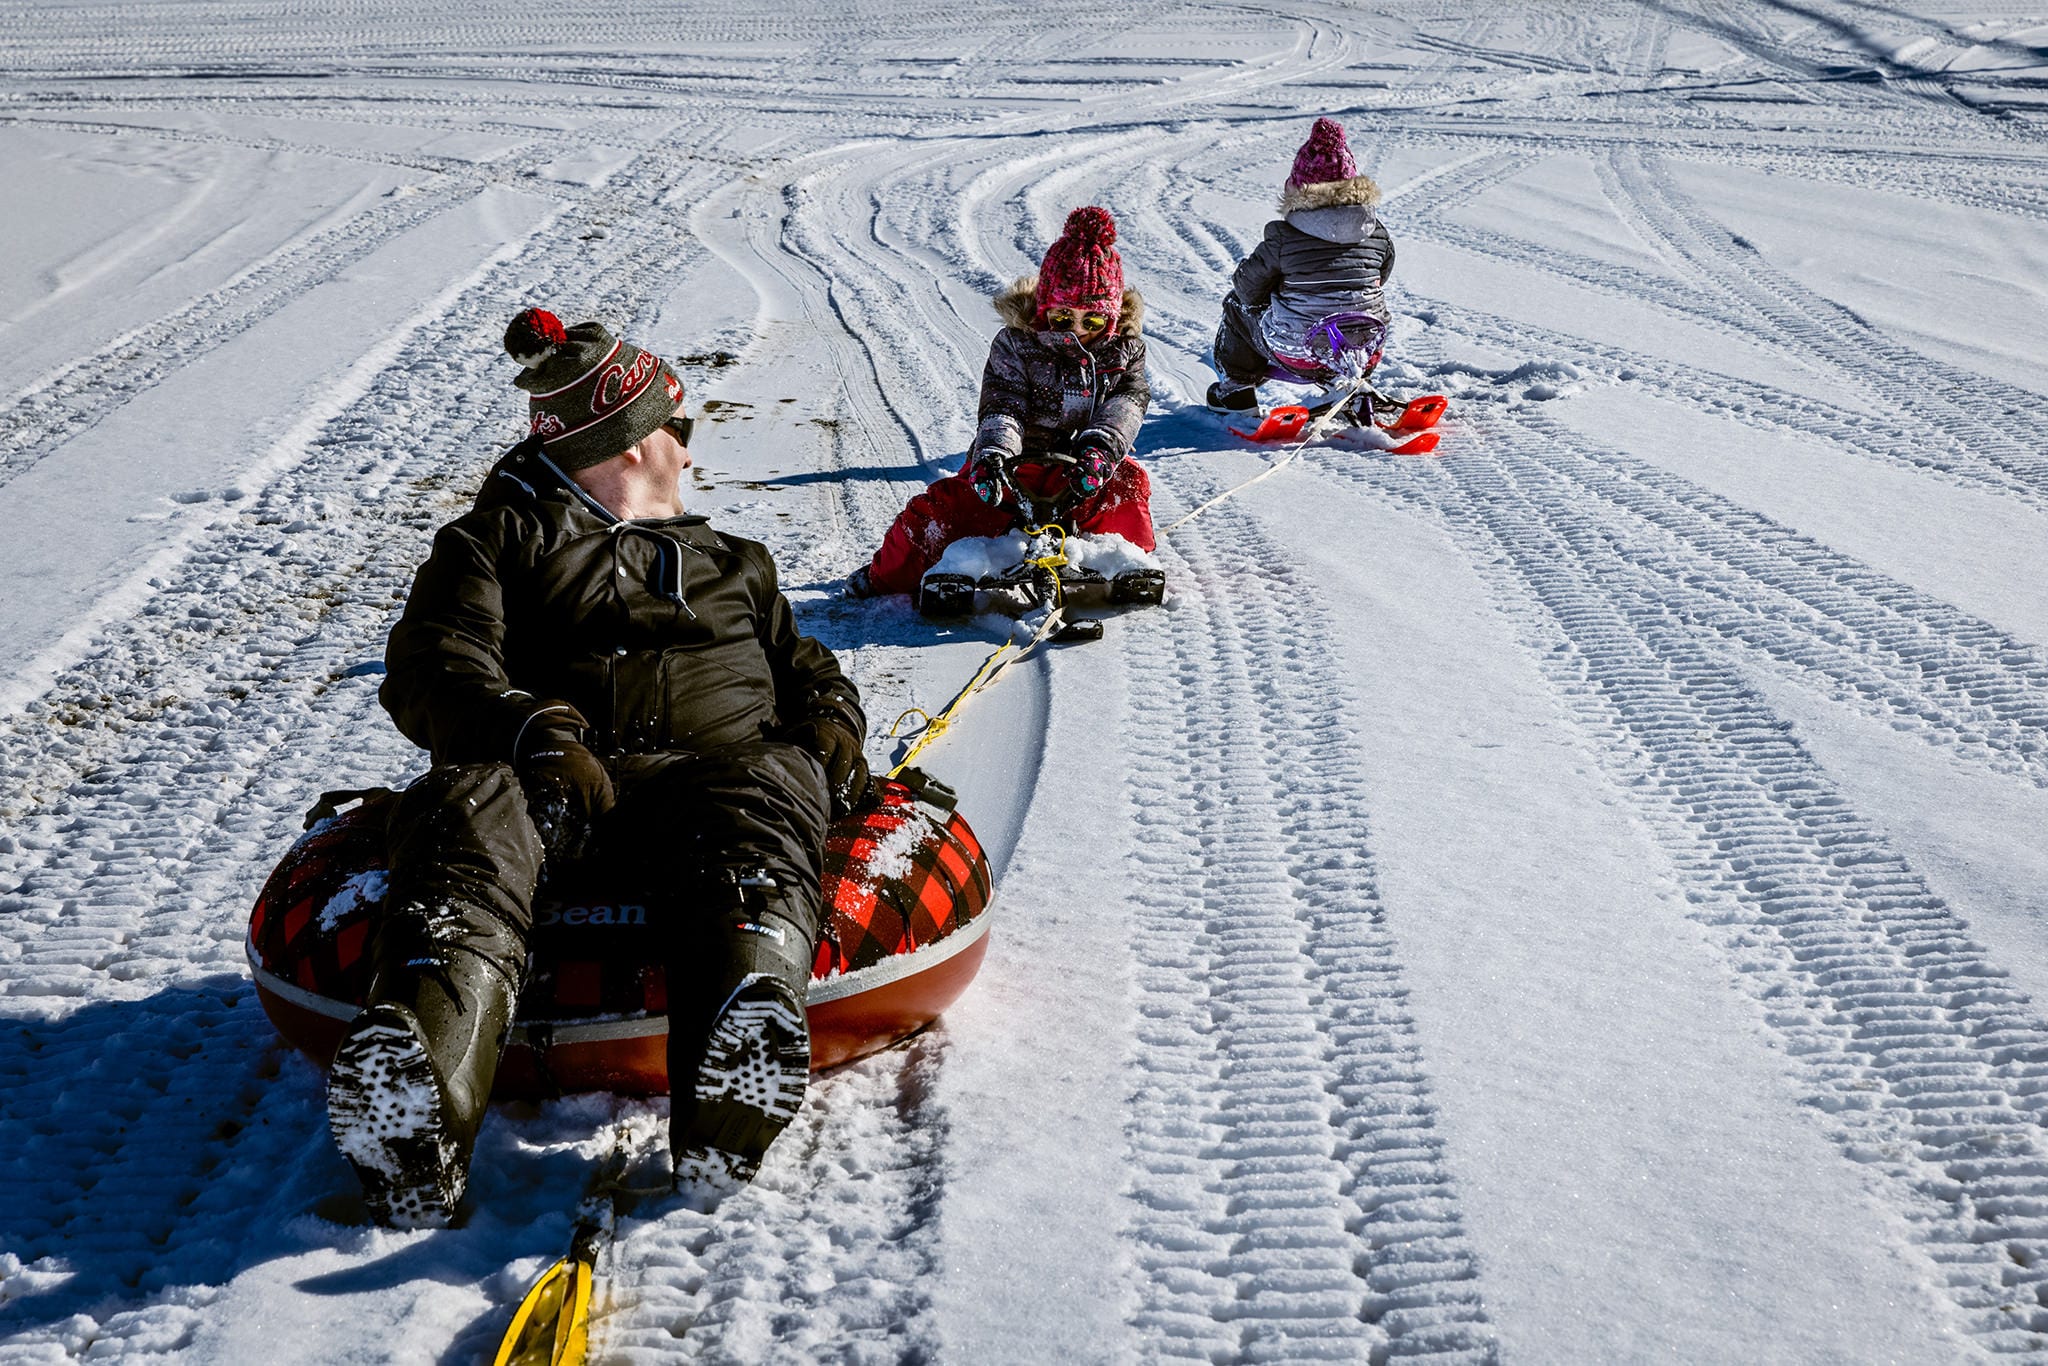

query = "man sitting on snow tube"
[{"left": 326, "top": 307, "right": 869, "bottom": 1227}]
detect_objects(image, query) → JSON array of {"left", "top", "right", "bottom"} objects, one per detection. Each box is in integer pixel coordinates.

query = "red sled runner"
[{"left": 246, "top": 774, "right": 993, "bottom": 1095}]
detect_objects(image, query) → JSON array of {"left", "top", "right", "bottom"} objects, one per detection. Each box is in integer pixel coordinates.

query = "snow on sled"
[
  {"left": 917, "top": 527, "right": 1166, "bottom": 627},
  {"left": 245, "top": 773, "right": 993, "bottom": 1094}
]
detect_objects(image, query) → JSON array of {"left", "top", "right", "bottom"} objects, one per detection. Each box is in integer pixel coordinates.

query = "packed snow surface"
[{"left": 4, "top": 1, "right": 2048, "bottom": 1362}]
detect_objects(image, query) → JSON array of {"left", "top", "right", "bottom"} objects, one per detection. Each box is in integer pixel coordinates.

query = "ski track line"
[
  {"left": 1653, "top": 0, "right": 2001, "bottom": 125},
  {"left": 1, "top": 1, "right": 1130, "bottom": 71},
  {"left": 0, "top": 100, "right": 753, "bottom": 491},
  {"left": 1499, "top": 408, "right": 2048, "bottom": 787},
  {"left": 1291, "top": 399, "right": 2048, "bottom": 793},
  {"left": 1296, "top": 414, "right": 2048, "bottom": 1354},
  {"left": 1599, "top": 144, "right": 2048, "bottom": 496},
  {"left": 1424, "top": 295, "right": 2048, "bottom": 516},
  {"left": 0, "top": 159, "right": 474, "bottom": 492},
  {"left": 1116, "top": 481, "right": 1498, "bottom": 1363},
  {"left": 1661, "top": 0, "right": 2048, "bottom": 122},
  {"left": 1377, "top": 143, "right": 2048, "bottom": 509}
]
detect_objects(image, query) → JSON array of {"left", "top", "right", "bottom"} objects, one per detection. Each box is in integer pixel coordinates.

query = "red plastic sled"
[
  {"left": 245, "top": 776, "right": 993, "bottom": 1095},
  {"left": 1385, "top": 430, "right": 1442, "bottom": 455},
  {"left": 1382, "top": 394, "right": 1447, "bottom": 433},
  {"left": 1233, "top": 399, "right": 1444, "bottom": 456},
  {"left": 1230, "top": 404, "right": 1313, "bottom": 443}
]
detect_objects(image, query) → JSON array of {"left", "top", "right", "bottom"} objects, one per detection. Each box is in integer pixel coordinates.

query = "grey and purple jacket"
[
  {"left": 1230, "top": 174, "right": 1395, "bottom": 357},
  {"left": 970, "top": 275, "right": 1151, "bottom": 465}
]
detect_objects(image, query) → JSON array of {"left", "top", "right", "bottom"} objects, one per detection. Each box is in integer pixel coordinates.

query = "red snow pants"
[{"left": 863, "top": 459, "right": 1155, "bottom": 596}]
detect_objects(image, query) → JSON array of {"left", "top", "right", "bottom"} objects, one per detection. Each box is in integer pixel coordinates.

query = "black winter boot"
[
  {"left": 1206, "top": 380, "right": 1258, "bottom": 412},
  {"left": 327, "top": 904, "right": 522, "bottom": 1228},
  {"left": 667, "top": 870, "right": 818, "bottom": 1196}
]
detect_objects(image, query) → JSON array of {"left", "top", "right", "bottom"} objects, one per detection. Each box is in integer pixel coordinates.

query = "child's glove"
[
  {"left": 968, "top": 452, "right": 1017, "bottom": 507},
  {"left": 1069, "top": 442, "right": 1118, "bottom": 497}
]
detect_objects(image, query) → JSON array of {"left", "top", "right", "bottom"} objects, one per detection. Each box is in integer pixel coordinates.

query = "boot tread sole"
[
  {"left": 327, "top": 1005, "right": 464, "bottom": 1229},
  {"left": 674, "top": 981, "right": 809, "bottom": 1193}
]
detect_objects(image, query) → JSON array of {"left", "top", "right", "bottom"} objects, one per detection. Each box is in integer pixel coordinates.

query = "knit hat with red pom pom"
[
  {"left": 1034, "top": 207, "right": 1125, "bottom": 331},
  {"left": 503, "top": 308, "right": 684, "bottom": 470}
]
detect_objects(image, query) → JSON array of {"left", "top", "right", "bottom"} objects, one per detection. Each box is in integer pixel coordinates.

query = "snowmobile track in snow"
[
  {"left": 1302, "top": 416, "right": 2048, "bottom": 1353},
  {"left": 1119, "top": 487, "right": 1498, "bottom": 1363},
  {"left": 8, "top": 1, "right": 2048, "bottom": 1358}
]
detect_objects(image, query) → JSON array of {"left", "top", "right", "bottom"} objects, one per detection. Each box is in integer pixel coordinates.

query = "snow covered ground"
[{"left": 4, "top": 1, "right": 2048, "bottom": 1360}]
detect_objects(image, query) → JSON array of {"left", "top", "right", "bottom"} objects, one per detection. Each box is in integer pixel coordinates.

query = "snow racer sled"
[
  {"left": 1223, "top": 311, "right": 1446, "bottom": 454},
  {"left": 913, "top": 456, "right": 1166, "bottom": 635},
  {"left": 246, "top": 772, "right": 992, "bottom": 1093}
]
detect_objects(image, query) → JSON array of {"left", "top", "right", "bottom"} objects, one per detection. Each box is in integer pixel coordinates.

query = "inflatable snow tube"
[{"left": 245, "top": 775, "right": 992, "bottom": 1095}]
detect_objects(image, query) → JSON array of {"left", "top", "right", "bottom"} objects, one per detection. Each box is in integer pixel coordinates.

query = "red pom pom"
[
  {"left": 1062, "top": 206, "right": 1116, "bottom": 250},
  {"left": 504, "top": 308, "right": 567, "bottom": 366}
]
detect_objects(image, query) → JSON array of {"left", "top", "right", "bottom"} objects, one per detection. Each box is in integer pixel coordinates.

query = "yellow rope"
[
  {"left": 1020, "top": 523, "right": 1070, "bottom": 608},
  {"left": 884, "top": 605, "right": 1065, "bottom": 778}
]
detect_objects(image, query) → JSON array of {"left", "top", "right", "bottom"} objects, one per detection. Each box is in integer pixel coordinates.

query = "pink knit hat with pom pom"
[
  {"left": 1287, "top": 117, "right": 1358, "bottom": 189},
  {"left": 1034, "top": 207, "right": 1125, "bottom": 330}
]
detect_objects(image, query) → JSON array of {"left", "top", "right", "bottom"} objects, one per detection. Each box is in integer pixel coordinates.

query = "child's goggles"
[{"left": 1045, "top": 307, "right": 1111, "bottom": 333}]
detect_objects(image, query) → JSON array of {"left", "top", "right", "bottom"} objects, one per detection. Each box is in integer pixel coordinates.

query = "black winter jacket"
[
  {"left": 1230, "top": 205, "right": 1396, "bottom": 337},
  {"left": 382, "top": 445, "right": 862, "bottom": 765}
]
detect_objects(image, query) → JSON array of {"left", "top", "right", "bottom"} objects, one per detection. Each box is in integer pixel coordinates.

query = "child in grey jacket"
[{"left": 1209, "top": 118, "right": 1395, "bottom": 411}]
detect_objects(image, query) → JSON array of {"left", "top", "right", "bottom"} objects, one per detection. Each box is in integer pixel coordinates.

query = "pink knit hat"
[
  {"left": 1287, "top": 117, "right": 1358, "bottom": 189},
  {"left": 1034, "top": 207, "right": 1125, "bottom": 330}
]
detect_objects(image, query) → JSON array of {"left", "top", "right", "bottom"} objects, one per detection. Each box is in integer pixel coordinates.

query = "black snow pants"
[
  {"left": 380, "top": 740, "right": 831, "bottom": 1041},
  {"left": 1212, "top": 294, "right": 1275, "bottom": 387}
]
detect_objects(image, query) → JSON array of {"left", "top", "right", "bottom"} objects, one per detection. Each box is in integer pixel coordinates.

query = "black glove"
[
  {"left": 1069, "top": 441, "right": 1117, "bottom": 497},
  {"left": 788, "top": 714, "right": 873, "bottom": 820},
  {"left": 515, "top": 701, "right": 615, "bottom": 858},
  {"left": 967, "top": 451, "right": 1017, "bottom": 507}
]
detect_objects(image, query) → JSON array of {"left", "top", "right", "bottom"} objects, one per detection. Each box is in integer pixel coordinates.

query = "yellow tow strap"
[
  {"left": 886, "top": 526, "right": 1074, "bottom": 778},
  {"left": 493, "top": 1128, "right": 665, "bottom": 1366}
]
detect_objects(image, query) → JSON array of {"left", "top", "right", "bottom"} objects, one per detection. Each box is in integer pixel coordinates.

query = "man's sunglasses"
[
  {"left": 1045, "top": 308, "right": 1110, "bottom": 333},
  {"left": 663, "top": 413, "right": 696, "bottom": 446}
]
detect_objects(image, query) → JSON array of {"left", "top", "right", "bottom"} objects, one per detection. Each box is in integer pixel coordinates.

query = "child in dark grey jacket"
[{"left": 1209, "top": 118, "right": 1395, "bottom": 411}]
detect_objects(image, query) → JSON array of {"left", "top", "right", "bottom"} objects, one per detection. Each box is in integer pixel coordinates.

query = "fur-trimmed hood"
[
  {"left": 1278, "top": 174, "right": 1382, "bottom": 215},
  {"left": 993, "top": 274, "right": 1146, "bottom": 338}
]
